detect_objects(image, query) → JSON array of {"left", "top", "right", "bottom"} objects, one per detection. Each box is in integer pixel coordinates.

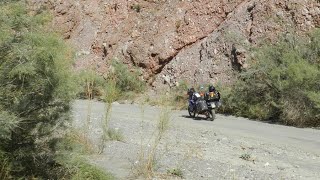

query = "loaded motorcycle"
[{"left": 188, "top": 92, "right": 220, "bottom": 121}]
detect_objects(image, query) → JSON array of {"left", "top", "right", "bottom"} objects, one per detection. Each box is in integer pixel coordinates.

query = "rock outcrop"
[{"left": 29, "top": 0, "right": 320, "bottom": 89}]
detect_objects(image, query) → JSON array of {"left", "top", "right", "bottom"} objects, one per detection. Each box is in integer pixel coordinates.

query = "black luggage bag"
[{"left": 196, "top": 100, "right": 208, "bottom": 113}]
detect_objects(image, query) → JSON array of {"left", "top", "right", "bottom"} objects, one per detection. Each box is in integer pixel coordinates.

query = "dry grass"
[
  {"left": 99, "top": 80, "right": 120, "bottom": 154},
  {"left": 281, "top": 100, "right": 307, "bottom": 127},
  {"left": 132, "top": 96, "right": 172, "bottom": 179},
  {"left": 80, "top": 77, "right": 95, "bottom": 154},
  {"left": 145, "top": 92, "right": 187, "bottom": 110},
  {"left": 65, "top": 129, "right": 95, "bottom": 154}
]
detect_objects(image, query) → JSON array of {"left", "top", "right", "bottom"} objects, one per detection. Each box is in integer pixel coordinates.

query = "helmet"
[
  {"left": 189, "top": 87, "right": 195, "bottom": 93},
  {"left": 188, "top": 87, "right": 195, "bottom": 95},
  {"left": 209, "top": 85, "right": 215, "bottom": 92}
]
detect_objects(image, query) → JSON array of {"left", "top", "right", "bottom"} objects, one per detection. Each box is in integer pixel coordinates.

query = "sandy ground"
[{"left": 72, "top": 100, "right": 320, "bottom": 180}]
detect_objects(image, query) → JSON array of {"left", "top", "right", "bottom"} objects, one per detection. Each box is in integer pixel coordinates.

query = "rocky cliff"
[{"left": 29, "top": 0, "right": 320, "bottom": 89}]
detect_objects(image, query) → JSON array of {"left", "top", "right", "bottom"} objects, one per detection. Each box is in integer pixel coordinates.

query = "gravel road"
[{"left": 72, "top": 100, "right": 320, "bottom": 180}]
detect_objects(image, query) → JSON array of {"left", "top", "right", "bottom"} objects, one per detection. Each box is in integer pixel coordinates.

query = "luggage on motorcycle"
[
  {"left": 196, "top": 100, "right": 208, "bottom": 113},
  {"left": 192, "top": 92, "right": 201, "bottom": 101}
]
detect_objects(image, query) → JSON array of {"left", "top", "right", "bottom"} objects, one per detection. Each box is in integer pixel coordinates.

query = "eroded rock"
[{"left": 28, "top": 0, "right": 320, "bottom": 89}]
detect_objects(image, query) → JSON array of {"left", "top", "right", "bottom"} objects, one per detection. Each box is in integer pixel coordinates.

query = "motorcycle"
[{"left": 188, "top": 92, "right": 220, "bottom": 121}]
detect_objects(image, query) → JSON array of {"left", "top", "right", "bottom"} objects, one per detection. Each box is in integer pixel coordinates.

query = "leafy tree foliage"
[
  {"left": 0, "top": 1, "right": 75, "bottom": 178},
  {"left": 220, "top": 30, "right": 320, "bottom": 127}
]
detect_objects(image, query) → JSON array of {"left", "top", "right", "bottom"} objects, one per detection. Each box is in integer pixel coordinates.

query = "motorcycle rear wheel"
[{"left": 209, "top": 109, "right": 215, "bottom": 121}]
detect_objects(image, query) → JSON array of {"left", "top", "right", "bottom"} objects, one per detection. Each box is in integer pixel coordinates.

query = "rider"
[
  {"left": 187, "top": 87, "right": 195, "bottom": 100},
  {"left": 205, "top": 85, "right": 220, "bottom": 101},
  {"left": 187, "top": 87, "right": 200, "bottom": 111},
  {"left": 199, "top": 86, "right": 205, "bottom": 98}
]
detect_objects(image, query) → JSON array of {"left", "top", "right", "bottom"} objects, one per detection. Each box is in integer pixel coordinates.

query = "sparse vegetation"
[
  {"left": 107, "top": 128, "right": 124, "bottom": 142},
  {"left": 175, "top": 20, "right": 182, "bottom": 31},
  {"left": 77, "top": 70, "right": 106, "bottom": 100},
  {"left": 76, "top": 60, "right": 144, "bottom": 154},
  {"left": 76, "top": 60, "right": 145, "bottom": 101},
  {"left": 147, "top": 81, "right": 189, "bottom": 110},
  {"left": 239, "top": 153, "right": 251, "bottom": 161},
  {"left": 99, "top": 78, "right": 120, "bottom": 153},
  {"left": 167, "top": 168, "right": 183, "bottom": 178},
  {"left": 220, "top": 29, "right": 320, "bottom": 127},
  {"left": 109, "top": 60, "right": 145, "bottom": 94},
  {"left": 69, "top": 159, "right": 115, "bottom": 180},
  {"left": 56, "top": 130, "right": 114, "bottom": 179},
  {"left": 63, "top": 129, "right": 95, "bottom": 154},
  {"left": 171, "top": 81, "right": 190, "bottom": 110},
  {"left": 131, "top": 4, "right": 141, "bottom": 12},
  {"left": 133, "top": 97, "right": 172, "bottom": 178},
  {"left": 239, "top": 153, "right": 256, "bottom": 163}
]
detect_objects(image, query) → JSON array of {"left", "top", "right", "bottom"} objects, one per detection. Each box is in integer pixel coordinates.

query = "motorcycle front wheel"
[{"left": 188, "top": 107, "right": 196, "bottom": 117}]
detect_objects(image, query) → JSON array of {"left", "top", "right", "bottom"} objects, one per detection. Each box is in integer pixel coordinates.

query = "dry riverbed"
[{"left": 72, "top": 100, "right": 320, "bottom": 180}]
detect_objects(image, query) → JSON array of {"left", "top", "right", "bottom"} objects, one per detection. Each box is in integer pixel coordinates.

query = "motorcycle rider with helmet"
[
  {"left": 205, "top": 85, "right": 221, "bottom": 110},
  {"left": 187, "top": 87, "right": 200, "bottom": 112},
  {"left": 187, "top": 87, "right": 195, "bottom": 100},
  {"left": 206, "top": 85, "right": 220, "bottom": 101}
]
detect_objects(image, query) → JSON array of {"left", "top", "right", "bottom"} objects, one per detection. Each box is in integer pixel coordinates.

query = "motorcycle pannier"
[{"left": 197, "top": 100, "right": 208, "bottom": 113}]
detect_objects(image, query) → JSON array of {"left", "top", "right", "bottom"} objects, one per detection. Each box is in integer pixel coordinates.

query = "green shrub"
[
  {"left": 221, "top": 29, "right": 320, "bottom": 127},
  {"left": 0, "top": 152, "right": 11, "bottom": 179},
  {"left": 146, "top": 81, "right": 189, "bottom": 110},
  {"left": 76, "top": 70, "right": 106, "bottom": 99},
  {"left": 55, "top": 131, "right": 115, "bottom": 180},
  {"left": 76, "top": 60, "right": 145, "bottom": 101},
  {"left": 110, "top": 60, "right": 145, "bottom": 93},
  {"left": 0, "top": 1, "right": 76, "bottom": 178},
  {"left": 170, "top": 81, "right": 189, "bottom": 109},
  {"left": 70, "top": 159, "right": 115, "bottom": 180}
]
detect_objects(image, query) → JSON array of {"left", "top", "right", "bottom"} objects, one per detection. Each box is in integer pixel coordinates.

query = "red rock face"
[{"left": 29, "top": 0, "right": 320, "bottom": 89}]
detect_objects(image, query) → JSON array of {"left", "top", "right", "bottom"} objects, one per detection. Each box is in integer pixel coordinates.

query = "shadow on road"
[{"left": 181, "top": 115, "right": 211, "bottom": 121}]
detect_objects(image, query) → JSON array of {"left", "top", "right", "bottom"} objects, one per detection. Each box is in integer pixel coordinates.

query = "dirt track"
[{"left": 72, "top": 100, "right": 320, "bottom": 180}]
